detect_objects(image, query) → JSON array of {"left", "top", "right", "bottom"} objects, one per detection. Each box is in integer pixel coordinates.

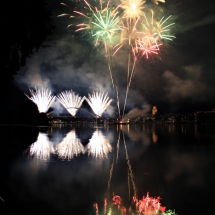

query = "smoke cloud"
[{"left": 162, "top": 65, "right": 209, "bottom": 102}]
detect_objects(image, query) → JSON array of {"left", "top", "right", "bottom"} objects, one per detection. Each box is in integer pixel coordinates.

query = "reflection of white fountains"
[
  {"left": 56, "top": 130, "right": 85, "bottom": 160},
  {"left": 86, "top": 130, "right": 112, "bottom": 158},
  {"left": 85, "top": 91, "right": 112, "bottom": 117},
  {"left": 25, "top": 87, "right": 55, "bottom": 113},
  {"left": 57, "top": 90, "right": 85, "bottom": 117},
  {"left": 30, "top": 132, "right": 55, "bottom": 161}
]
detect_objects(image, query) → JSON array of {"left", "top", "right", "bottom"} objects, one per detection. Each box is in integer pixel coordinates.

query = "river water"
[{"left": 0, "top": 123, "right": 215, "bottom": 215}]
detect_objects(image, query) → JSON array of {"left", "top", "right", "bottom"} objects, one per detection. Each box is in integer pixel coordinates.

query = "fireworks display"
[
  {"left": 29, "top": 132, "right": 55, "bottom": 161},
  {"left": 58, "top": 0, "right": 175, "bottom": 117},
  {"left": 96, "top": 129, "right": 177, "bottom": 215},
  {"left": 25, "top": 87, "right": 55, "bottom": 113},
  {"left": 56, "top": 129, "right": 85, "bottom": 160},
  {"left": 57, "top": 90, "right": 85, "bottom": 117},
  {"left": 59, "top": 0, "right": 122, "bottom": 49},
  {"left": 85, "top": 91, "right": 113, "bottom": 117},
  {"left": 85, "top": 130, "right": 112, "bottom": 158}
]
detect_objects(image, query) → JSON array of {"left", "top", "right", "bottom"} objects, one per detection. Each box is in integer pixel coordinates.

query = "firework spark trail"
[
  {"left": 114, "top": 18, "right": 140, "bottom": 117},
  {"left": 120, "top": 9, "right": 175, "bottom": 115},
  {"left": 56, "top": 130, "right": 85, "bottom": 160},
  {"left": 116, "top": 130, "right": 121, "bottom": 162},
  {"left": 57, "top": 90, "right": 85, "bottom": 117},
  {"left": 104, "top": 198, "right": 107, "bottom": 215},
  {"left": 25, "top": 87, "right": 55, "bottom": 113},
  {"left": 115, "top": 86, "right": 121, "bottom": 118},
  {"left": 108, "top": 157, "right": 115, "bottom": 202},
  {"left": 106, "top": 131, "right": 121, "bottom": 206},
  {"left": 86, "top": 130, "right": 112, "bottom": 158},
  {"left": 85, "top": 91, "right": 113, "bottom": 117},
  {"left": 30, "top": 132, "right": 55, "bottom": 161},
  {"left": 107, "top": 49, "right": 121, "bottom": 118},
  {"left": 108, "top": 131, "right": 121, "bottom": 192},
  {"left": 128, "top": 168, "right": 131, "bottom": 199},
  {"left": 123, "top": 132, "right": 137, "bottom": 195},
  {"left": 122, "top": 57, "right": 136, "bottom": 116}
]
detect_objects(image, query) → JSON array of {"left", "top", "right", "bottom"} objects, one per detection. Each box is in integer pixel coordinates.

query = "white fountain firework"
[
  {"left": 29, "top": 132, "right": 55, "bottom": 161},
  {"left": 85, "top": 91, "right": 113, "bottom": 117},
  {"left": 57, "top": 90, "right": 85, "bottom": 117},
  {"left": 86, "top": 130, "right": 112, "bottom": 158},
  {"left": 56, "top": 130, "right": 85, "bottom": 160},
  {"left": 25, "top": 87, "right": 56, "bottom": 113}
]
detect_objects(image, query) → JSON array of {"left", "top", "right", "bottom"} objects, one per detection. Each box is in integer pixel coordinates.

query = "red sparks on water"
[{"left": 94, "top": 192, "right": 177, "bottom": 215}]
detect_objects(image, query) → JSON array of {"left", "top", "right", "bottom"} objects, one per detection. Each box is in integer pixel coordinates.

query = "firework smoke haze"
[
  {"left": 121, "top": 104, "right": 151, "bottom": 122},
  {"left": 25, "top": 87, "right": 56, "bottom": 113},
  {"left": 57, "top": 90, "right": 85, "bottom": 116}
]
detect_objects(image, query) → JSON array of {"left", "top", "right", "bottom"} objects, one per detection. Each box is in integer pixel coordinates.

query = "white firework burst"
[
  {"left": 85, "top": 91, "right": 112, "bottom": 117},
  {"left": 25, "top": 87, "right": 55, "bottom": 113},
  {"left": 57, "top": 90, "right": 85, "bottom": 117}
]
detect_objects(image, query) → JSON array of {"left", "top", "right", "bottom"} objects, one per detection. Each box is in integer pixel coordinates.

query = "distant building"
[
  {"left": 194, "top": 108, "right": 215, "bottom": 124},
  {"left": 152, "top": 106, "right": 158, "bottom": 115}
]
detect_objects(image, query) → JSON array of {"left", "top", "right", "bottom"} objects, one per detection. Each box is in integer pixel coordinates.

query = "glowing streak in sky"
[
  {"left": 30, "top": 132, "right": 54, "bottom": 161},
  {"left": 122, "top": 54, "right": 136, "bottom": 116},
  {"left": 56, "top": 130, "right": 85, "bottom": 160},
  {"left": 85, "top": 91, "right": 113, "bottom": 117},
  {"left": 25, "top": 87, "right": 55, "bottom": 113},
  {"left": 119, "top": 9, "right": 175, "bottom": 116},
  {"left": 113, "top": 18, "right": 140, "bottom": 116},
  {"left": 86, "top": 130, "right": 112, "bottom": 158},
  {"left": 57, "top": 90, "right": 85, "bottom": 117}
]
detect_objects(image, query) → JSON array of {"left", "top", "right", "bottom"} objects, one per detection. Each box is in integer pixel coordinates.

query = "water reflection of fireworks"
[
  {"left": 25, "top": 87, "right": 55, "bottom": 113},
  {"left": 29, "top": 132, "right": 54, "bottom": 161},
  {"left": 86, "top": 130, "right": 112, "bottom": 158},
  {"left": 104, "top": 130, "right": 177, "bottom": 215},
  {"left": 56, "top": 130, "right": 85, "bottom": 160},
  {"left": 57, "top": 90, "right": 85, "bottom": 117}
]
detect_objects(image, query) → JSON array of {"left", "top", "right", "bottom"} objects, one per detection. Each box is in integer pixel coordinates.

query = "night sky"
[{"left": 8, "top": 0, "right": 215, "bottom": 116}]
